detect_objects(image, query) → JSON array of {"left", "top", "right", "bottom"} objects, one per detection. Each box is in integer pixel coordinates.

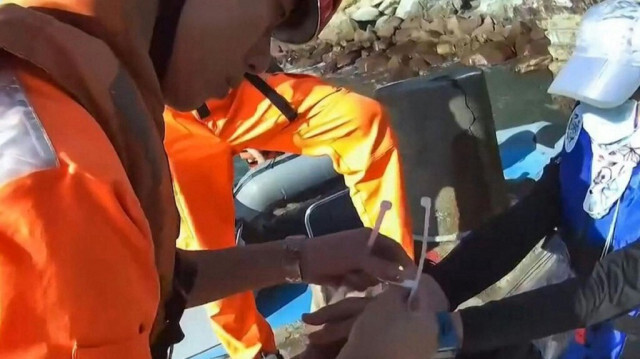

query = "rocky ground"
[
  {"left": 270, "top": 0, "right": 596, "bottom": 109},
  {"left": 275, "top": 13, "right": 554, "bottom": 83}
]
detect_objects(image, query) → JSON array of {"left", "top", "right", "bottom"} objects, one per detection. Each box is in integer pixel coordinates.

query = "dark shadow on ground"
[
  {"left": 535, "top": 123, "right": 565, "bottom": 149},
  {"left": 499, "top": 130, "right": 538, "bottom": 169}
]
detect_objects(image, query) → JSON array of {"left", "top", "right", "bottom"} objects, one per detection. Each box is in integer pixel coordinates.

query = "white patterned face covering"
[{"left": 570, "top": 100, "right": 640, "bottom": 219}]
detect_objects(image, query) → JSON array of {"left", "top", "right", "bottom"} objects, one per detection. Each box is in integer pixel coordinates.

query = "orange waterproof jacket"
[{"left": 0, "top": 1, "right": 180, "bottom": 358}]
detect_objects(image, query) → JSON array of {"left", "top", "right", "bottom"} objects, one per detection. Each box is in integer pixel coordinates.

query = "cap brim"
[
  {"left": 273, "top": 0, "right": 320, "bottom": 45},
  {"left": 548, "top": 55, "right": 640, "bottom": 108}
]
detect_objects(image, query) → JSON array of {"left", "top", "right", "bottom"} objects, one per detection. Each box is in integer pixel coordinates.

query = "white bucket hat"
[{"left": 548, "top": 0, "right": 640, "bottom": 108}]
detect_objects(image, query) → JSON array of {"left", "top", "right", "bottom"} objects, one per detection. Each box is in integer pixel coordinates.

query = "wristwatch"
[
  {"left": 282, "top": 236, "right": 304, "bottom": 283},
  {"left": 435, "top": 312, "right": 460, "bottom": 358}
]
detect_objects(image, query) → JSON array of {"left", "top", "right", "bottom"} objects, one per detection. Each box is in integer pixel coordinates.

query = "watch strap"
[{"left": 436, "top": 312, "right": 460, "bottom": 352}]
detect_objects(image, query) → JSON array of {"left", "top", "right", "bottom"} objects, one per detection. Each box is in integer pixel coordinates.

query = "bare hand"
[
  {"left": 411, "top": 274, "right": 450, "bottom": 312},
  {"left": 303, "top": 297, "right": 370, "bottom": 347},
  {"left": 337, "top": 287, "right": 439, "bottom": 359},
  {"left": 299, "top": 228, "right": 416, "bottom": 290},
  {"left": 301, "top": 274, "right": 449, "bottom": 356}
]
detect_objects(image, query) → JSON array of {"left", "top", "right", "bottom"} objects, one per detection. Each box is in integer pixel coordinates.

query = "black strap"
[
  {"left": 196, "top": 103, "right": 211, "bottom": 120},
  {"left": 150, "top": 251, "right": 198, "bottom": 359},
  {"left": 244, "top": 73, "right": 298, "bottom": 122}
]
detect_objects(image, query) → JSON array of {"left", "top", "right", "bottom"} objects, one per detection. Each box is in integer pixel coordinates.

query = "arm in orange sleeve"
[
  {"left": 207, "top": 73, "right": 414, "bottom": 254},
  {"left": 0, "top": 64, "right": 160, "bottom": 359}
]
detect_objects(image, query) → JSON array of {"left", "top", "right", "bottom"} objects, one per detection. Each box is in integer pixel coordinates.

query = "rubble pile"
[{"left": 273, "top": 11, "right": 554, "bottom": 81}]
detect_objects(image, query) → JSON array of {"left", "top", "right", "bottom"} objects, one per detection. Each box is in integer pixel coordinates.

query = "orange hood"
[{"left": 0, "top": 0, "right": 184, "bottom": 347}]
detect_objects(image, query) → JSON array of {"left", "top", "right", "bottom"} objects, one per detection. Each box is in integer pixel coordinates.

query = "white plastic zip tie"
[
  {"left": 366, "top": 200, "right": 392, "bottom": 251},
  {"left": 329, "top": 200, "right": 393, "bottom": 304},
  {"left": 408, "top": 196, "right": 431, "bottom": 307}
]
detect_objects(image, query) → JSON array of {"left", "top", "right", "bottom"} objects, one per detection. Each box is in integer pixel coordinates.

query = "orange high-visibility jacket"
[{"left": 0, "top": 1, "right": 180, "bottom": 358}]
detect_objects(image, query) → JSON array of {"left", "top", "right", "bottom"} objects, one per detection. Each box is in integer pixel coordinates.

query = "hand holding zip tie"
[
  {"left": 300, "top": 200, "right": 414, "bottom": 293},
  {"left": 301, "top": 200, "right": 423, "bottom": 357},
  {"left": 329, "top": 200, "right": 395, "bottom": 304}
]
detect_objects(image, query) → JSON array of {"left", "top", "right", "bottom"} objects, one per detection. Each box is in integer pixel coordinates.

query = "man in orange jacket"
[
  {"left": 164, "top": 69, "right": 414, "bottom": 357},
  {"left": 0, "top": 1, "right": 416, "bottom": 359}
]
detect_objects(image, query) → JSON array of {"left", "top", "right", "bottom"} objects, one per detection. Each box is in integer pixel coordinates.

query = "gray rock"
[
  {"left": 375, "top": 16, "right": 403, "bottom": 38},
  {"left": 471, "top": 16, "right": 495, "bottom": 38},
  {"left": 461, "top": 40, "right": 515, "bottom": 66},
  {"left": 540, "top": 14, "right": 581, "bottom": 61},
  {"left": 421, "top": 52, "right": 446, "bottom": 65},
  {"left": 389, "top": 62, "right": 418, "bottom": 81},
  {"left": 421, "top": 17, "right": 447, "bottom": 34},
  {"left": 382, "top": 5, "right": 398, "bottom": 15},
  {"left": 393, "top": 27, "right": 418, "bottom": 43},
  {"left": 373, "top": 38, "right": 392, "bottom": 51},
  {"left": 395, "top": 0, "right": 425, "bottom": 19},
  {"left": 336, "top": 50, "right": 362, "bottom": 68},
  {"left": 514, "top": 54, "right": 553, "bottom": 74},
  {"left": 414, "top": 41, "right": 437, "bottom": 55},
  {"left": 355, "top": 52, "right": 389, "bottom": 72},
  {"left": 319, "top": 11, "right": 357, "bottom": 44},
  {"left": 387, "top": 40, "right": 417, "bottom": 57},
  {"left": 409, "top": 57, "right": 430, "bottom": 74},
  {"left": 424, "top": 2, "right": 456, "bottom": 19},
  {"left": 505, "top": 21, "right": 532, "bottom": 47},
  {"left": 292, "top": 57, "right": 322, "bottom": 68},
  {"left": 387, "top": 54, "right": 408, "bottom": 70},
  {"left": 520, "top": 37, "right": 551, "bottom": 57},
  {"left": 309, "top": 42, "right": 333, "bottom": 62},
  {"left": 452, "top": 0, "right": 481, "bottom": 12},
  {"left": 447, "top": 15, "right": 482, "bottom": 36},
  {"left": 344, "top": 40, "right": 364, "bottom": 53},
  {"left": 378, "top": 0, "right": 400, "bottom": 13},
  {"left": 395, "top": 27, "right": 441, "bottom": 43},
  {"left": 322, "top": 59, "right": 339, "bottom": 74},
  {"left": 351, "top": 5, "right": 381, "bottom": 21},
  {"left": 399, "top": 16, "right": 423, "bottom": 29},
  {"left": 354, "top": 26, "right": 377, "bottom": 43},
  {"left": 436, "top": 42, "right": 456, "bottom": 56},
  {"left": 321, "top": 51, "right": 336, "bottom": 64},
  {"left": 375, "top": 14, "right": 391, "bottom": 29},
  {"left": 548, "top": 60, "right": 565, "bottom": 76}
]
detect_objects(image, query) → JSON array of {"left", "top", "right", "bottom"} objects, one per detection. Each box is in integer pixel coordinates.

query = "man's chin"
[
  {"left": 163, "top": 84, "right": 231, "bottom": 111},
  {"left": 210, "top": 84, "right": 232, "bottom": 100}
]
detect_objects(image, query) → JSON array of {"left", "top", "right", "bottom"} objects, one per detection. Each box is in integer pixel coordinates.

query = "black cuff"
[
  {"left": 458, "top": 280, "right": 582, "bottom": 353},
  {"left": 424, "top": 248, "right": 470, "bottom": 310}
]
